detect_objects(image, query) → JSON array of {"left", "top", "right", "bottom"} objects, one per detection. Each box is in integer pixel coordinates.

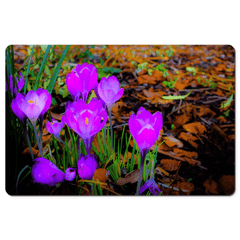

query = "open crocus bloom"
[
  {"left": 78, "top": 154, "right": 98, "bottom": 180},
  {"left": 139, "top": 178, "right": 161, "bottom": 195},
  {"left": 66, "top": 63, "right": 98, "bottom": 102},
  {"left": 65, "top": 98, "right": 108, "bottom": 155},
  {"left": 46, "top": 116, "right": 65, "bottom": 136},
  {"left": 15, "top": 89, "right": 51, "bottom": 124},
  {"left": 11, "top": 97, "right": 27, "bottom": 124},
  {"left": 36, "top": 88, "right": 51, "bottom": 120},
  {"left": 5, "top": 73, "right": 25, "bottom": 96},
  {"left": 129, "top": 107, "right": 163, "bottom": 152},
  {"left": 32, "top": 158, "right": 76, "bottom": 186},
  {"left": 97, "top": 76, "right": 124, "bottom": 109}
]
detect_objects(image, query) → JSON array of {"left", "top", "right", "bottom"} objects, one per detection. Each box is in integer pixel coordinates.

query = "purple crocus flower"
[
  {"left": 64, "top": 167, "right": 77, "bottom": 181},
  {"left": 5, "top": 73, "right": 25, "bottom": 96},
  {"left": 94, "top": 84, "right": 106, "bottom": 108},
  {"left": 36, "top": 88, "right": 51, "bottom": 120},
  {"left": 139, "top": 178, "right": 161, "bottom": 195},
  {"left": 15, "top": 89, "right": 51, "bottom": 124},
  {"left": 46, "top": 116, "right": 65, "bottom": 137},
  {"left": 129, "top": 107, "right": 163, "bottom": 152},
  {"left": 31, "top": 158, "right": 76, "bottom": 186},
  {"left": 129, "top": 107, "right": 163, "bottom": 195},
  {"left": 97, "top": 76, "right": 124, "bottom": 110},
  {"left": 65, "top": 98, "right": 108, "bottom": 155},
  {"left": 66, "top": 63, "right": 98, "bottom": 102},
  {"left": 11, "top": 97, "right": 27, "bottom": 124},
  {"left": 78, "top": 154, "right": 98, "bottom": 180}
]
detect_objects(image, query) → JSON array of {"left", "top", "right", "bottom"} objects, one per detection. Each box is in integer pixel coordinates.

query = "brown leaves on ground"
[
  {"left": 161, "top": 159, "right": 181, "bottom": 171},
  {"left": 203, "top": 178, "right": 219, "bottom": 194},
  {"left": 173, "top": 113, "right": 192, "bottom": 128},
  {"left": 137, "top": 74, "right": 157, "bottom": 85},
  {"left": 218, "top": 175, "right": 235, "bottom": 195},
  {"left": 93, "top": 169, "right": 108, "bottom": 183},
  {"left": 183, "top": 122, "right": 207, "bottom": 136},
  {"left": 196, "top": 106, "right": 216, "bottom": 118},
  {"left": 178, "top": 132, "right": 198, "bottom": 149},
  {"left": 173, "top": 148, "right": 198, "bottom": 159},
  {"left": 116, "top": 169, "right": 140, "bottom": 185},
  {"left": 163, "top": 134, "right": 183, "bottom": 148},
  {"left": 22, "top": 147, "right": 41, "bottom": 158}
]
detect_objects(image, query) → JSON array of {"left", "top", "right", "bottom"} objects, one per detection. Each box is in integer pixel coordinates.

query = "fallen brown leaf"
[
  {"left": 219, "top": 175, "right": 235, "bottom": 195},
  {"left": 163, "top": 134, "right": 183, "bottom": 148},
  {"left": 183, "top": 122, "right": 207, "bottom": 136},
  {"left": 161, "top": 159, "right": 181, "bottom": 171},
  {"left": 93, "top": 168, "right": 108, "bottom": 183},
  {"left": 203, "top": 178, "right": 219, "bottom": 194},
  {"left": 116, "top": 169, "right": 140, "bottom": 185},
  {"left": 173, "top": 148, "right": 198, "bottom": 159}
]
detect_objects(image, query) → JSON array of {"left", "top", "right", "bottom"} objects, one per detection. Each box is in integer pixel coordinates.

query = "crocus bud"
[
  {"left": 64, "top": 167, "right": 77, "bottom": 181},
  {"left": 5, "top": 73, "right": 25, "bottom": 96},
  {"left": 97, "top": 76, "right": 124, "bottom": 110},
  {"left": 46, "top": 116, "right": 65, "bottom": 137},
  {"left": 78, "top": 154, "right": 98, "bottom": 180},
  {"left": 31, "top": 158, "right": 65, "bottom": 186}
]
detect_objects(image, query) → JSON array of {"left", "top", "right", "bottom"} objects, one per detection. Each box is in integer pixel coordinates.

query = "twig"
[
  {"left": 179, "top": 88, "right": 210, "bottom": 92},
  {"left": 166, "top": 105, "right": 185, "bottom": 118},
  {"left": 219, "top": 124, "right": 235, "bottom": 128},
  {"left": 202, "top": 99, "right": 225, "bottom": 104}
]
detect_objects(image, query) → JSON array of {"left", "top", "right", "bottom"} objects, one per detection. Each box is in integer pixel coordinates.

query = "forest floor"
[{"left": 9, "top": 45, "right": 235, "bottom": 195}]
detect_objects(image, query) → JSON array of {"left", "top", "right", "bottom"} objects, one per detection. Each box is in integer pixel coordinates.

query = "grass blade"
[
  {"left": 24, "top": 45, "right": 35, "bottom": 93},
  {"left": 34, "top": 45, "right": 52, "bottom": 90},
  {"left": 47, "top": 45, "right": 70, "bottom": 94}
]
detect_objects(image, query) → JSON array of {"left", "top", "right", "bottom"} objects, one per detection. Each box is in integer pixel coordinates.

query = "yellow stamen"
[
  {"left": 28, "top": 99, "right": 37, "bottom": 105},
  {"left": 85, "top": 117, "right": 89, "bottom": 125}
]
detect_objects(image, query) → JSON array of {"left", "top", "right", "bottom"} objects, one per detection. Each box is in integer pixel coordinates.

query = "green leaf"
[
  {"left": 148, "top": 69, "right": 153, "bottom": 75},
  {"left": 186, "top": 67, "right": 196, "bottom": 72},
  {"left": 51, "top": 97, "right": 58, "bottom": 106},
  {"left": 162, "top": 91, "right": 192, "bottom": 100},
  {"left": 47, "top": 45, "right": 70, "bottom": 94},
  {"left": 162, "top": 81, "right": 175, "bottom": 88},
  {"left": 137, "top": 62, "right": 148, "bottom": 70},
  {"left": 223, "top": 109, "right": 230, "bottom": 117},
  {"left": 34, "top": 45, "right": 52, "bottom": 90},
  {"left": 45, "top": 65, "right": 51, "bottom": 76},
  {"left": 40, "top": 45, "right": 48, "bottom": 52},
  {"left": 100, "top": 58, "right": 104, "bottom": 66},
  {"left": 24, "top": 45, "right": 35, "bottom": 93},
  {"left": 102, "top": 67, "right": 121, "bottom": 74},
  {"left": 221, "top": 94, "right": 234, "bottom": 109},
  {"left": 63, "top": 84, "right": 69, "bottom": 98}
]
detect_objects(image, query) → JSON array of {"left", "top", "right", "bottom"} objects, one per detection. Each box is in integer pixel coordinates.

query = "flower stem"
[
  {"left": 83, "top": 138, "right": 92, "bottom": 156},
  {"left": 103, "top": 124, "right": 107, "bottom": 155},
  {"left": 108, "top": 107, "right": 113, "bottom": 152},
  {"left": 55, "top": 135, "right": 67, "bottom": 147},
  {"left": 33, "top": 123, "right": 44, "bottom": 157},
  {"left": 39, "top": 117, "right": 43, "bottom": 151},
  {"left": 136, "top": 149, "right": 148, "bottom": 195},
  {"left": 77, "top": 135, "right": 80, "bottom": 157},
  {"left": 16, "top": 165, "right": 29, "bottom": 195},
  {"left": 23, "top": 126, "right": 34, "bottom": 160}
]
